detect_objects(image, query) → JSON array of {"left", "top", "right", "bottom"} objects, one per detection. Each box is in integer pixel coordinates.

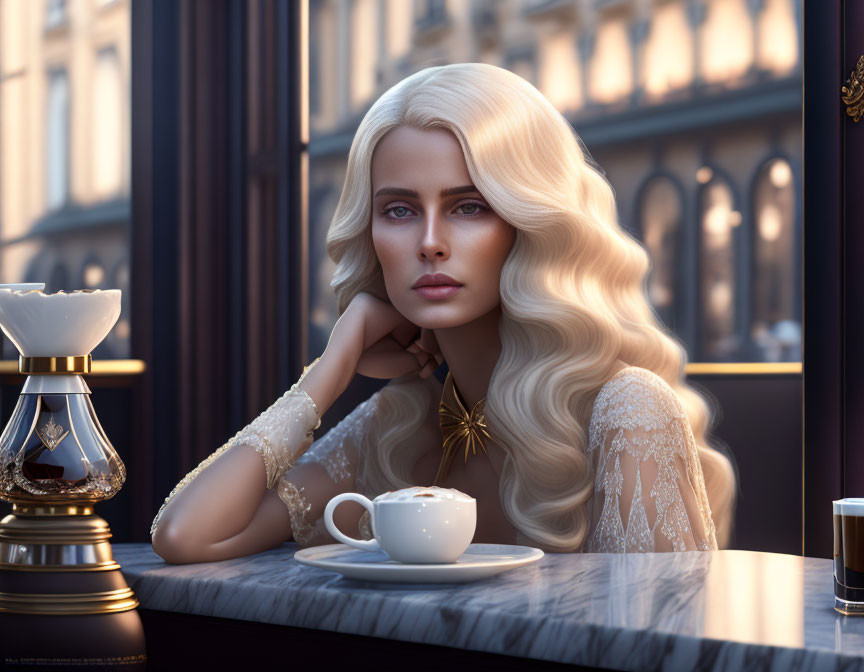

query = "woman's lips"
[{"left": 413, "top": 285, "right": 462, "bottom": 300}]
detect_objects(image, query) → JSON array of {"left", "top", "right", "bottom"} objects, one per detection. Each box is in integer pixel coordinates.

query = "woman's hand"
[
  {"left": 300, "top": 292, "right": 440, "bottom": 424},
  {"left": 406, "top": 327, "right": 443, "bottom": 377},
  {"left": 329, "top": 292, "right": 439, "bottom": 380}
]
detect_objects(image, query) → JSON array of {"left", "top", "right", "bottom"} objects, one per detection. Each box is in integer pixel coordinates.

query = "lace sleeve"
[
  {"left": 277, "top": 391, "right": 381, "bottom": 547},
  {"left": 585, "top": 367, "right": 717, "bottom": 553},
  {"left": 150, "top": 359, "right": 322, "bottom": 536}
]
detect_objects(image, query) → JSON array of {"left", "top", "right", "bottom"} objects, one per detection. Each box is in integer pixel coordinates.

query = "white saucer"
[{"left": 293, "top": 543, "right": 544, "bottom": 584}]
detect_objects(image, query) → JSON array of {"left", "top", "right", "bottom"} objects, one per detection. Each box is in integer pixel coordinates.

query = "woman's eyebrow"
[{"left": 374, "top": 185, "right": 479, "bottom": 198}]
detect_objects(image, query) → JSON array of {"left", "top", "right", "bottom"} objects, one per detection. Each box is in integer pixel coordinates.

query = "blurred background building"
[
  {"left": 0, "top": 0, "right": 131, "bottom": 359},
  {"left": 0, "top": 0, "right": 808, "bottom": 550},
  {"left": 0, "top": 0, "right": 802, "bottom": 364},
  {"left": 307, "top": 0, "right": 802, "bottom": 364}
]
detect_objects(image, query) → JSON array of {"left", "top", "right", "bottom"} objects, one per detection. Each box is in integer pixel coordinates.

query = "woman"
[{"left": 151, "top": 63, "right": 735, "bottom": 563}]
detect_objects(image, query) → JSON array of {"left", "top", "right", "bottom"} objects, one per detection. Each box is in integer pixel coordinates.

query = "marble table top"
[{"left": 112, "top": 543, "right": 864, "bottom": 671}]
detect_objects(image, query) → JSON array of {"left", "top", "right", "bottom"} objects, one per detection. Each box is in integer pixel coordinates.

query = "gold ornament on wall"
[{"left": 842, "top": 54, "right": 864, "bottom": 123}]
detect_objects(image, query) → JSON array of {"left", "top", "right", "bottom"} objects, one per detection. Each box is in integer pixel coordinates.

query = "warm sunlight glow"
[
  {"left": 0, "top": 78, "right": 26, "bottom": 241},
  {"left": 709, "top": 280, "right": 732, "bottom": 316},
  {"left": 312, "top": 2, "right": 338, "bottom": 131},
  {"left": 84, "top": 263, "right": 105, "bottom": 288},
  {"left": 386, "top": 0, "right": 413, "bottom": 61},
  {"left": 92, "top": 50, "right": 123, "bottom": 198},
  {"left": 759, "top": 203, "right": 783, "bottom": 241},
  {"left": 701, "top": 0, "right": 753, "bottom": 84},
  {"left": 705, "top": 204, "right": 732, "bottom": 243},
  {"left": 350, "top": 0, "right": 377, "bottom": 109},
  {"left": 589, "top": 18, "right": 632, "bottom": 104},
  {"left": 757, "top": 0, "right": 798, "bottom": 74},
  {"left": 770, "top": 159, "right": 793, "bottom": 188},
  {"left": 703, "top": 181, "right": 736, "bottom": 248},
  {"left": 0, "top": 0, "right": 24, "bottom": 73},
  {"left": 539, "top": 31, "right": 582, "bottom": 111},
  {"left": 642, "top": 2, "right": 693, "bottom": 100},
  {"left": 704, "top": 553, "right": 804, "bottom": 647},
  {"left": 697, "top": 166, "right": 714, "bottom": 184}
]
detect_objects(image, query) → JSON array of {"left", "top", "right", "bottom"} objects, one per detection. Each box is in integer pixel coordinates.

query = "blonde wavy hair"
[{"left": 326, "top": 62, "right": 736, "bottom": 551}]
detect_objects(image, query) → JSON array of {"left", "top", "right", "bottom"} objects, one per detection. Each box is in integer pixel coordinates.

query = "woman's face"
[{"left": 370, "top": 126, "right": 516, "bottom": 329}]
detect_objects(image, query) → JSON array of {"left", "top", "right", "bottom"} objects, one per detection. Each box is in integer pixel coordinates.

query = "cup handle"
[{"left": 324, "top": 493, "right": 380, "bottom": 551}]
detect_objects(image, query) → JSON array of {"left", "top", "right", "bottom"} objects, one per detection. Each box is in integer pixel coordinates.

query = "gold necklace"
[{"left": 434, "top": 372, "right": 492, "bottom": 486}]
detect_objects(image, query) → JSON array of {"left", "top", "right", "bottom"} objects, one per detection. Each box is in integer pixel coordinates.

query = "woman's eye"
[
  {"left": 384, "top": 206, "right": 413, "bottom": 219},
  {"left": 382, "top": 202, "right": 487, "bottom": 219},
  {"left": 455, "top": 203, "right": 486, "bottom": 216}
]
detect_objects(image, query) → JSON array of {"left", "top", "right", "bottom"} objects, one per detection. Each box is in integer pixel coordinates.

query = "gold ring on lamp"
[{"left": 18, "top": 355, "right": 92, "bottom": 375}]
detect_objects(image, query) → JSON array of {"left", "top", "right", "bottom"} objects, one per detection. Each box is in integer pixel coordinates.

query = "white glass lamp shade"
[{"left": 0, "top": 289, "right": 121, "bottom": 357}]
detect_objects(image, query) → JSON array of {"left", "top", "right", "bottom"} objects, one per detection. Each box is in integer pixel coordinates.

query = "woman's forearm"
[
  {"left": 298, "top": 347, "right": 358, "bottom": 418},
  {"left": 151, "top": 345, "right": 357, "bottom": 563},
  {"left": 151, "top": 442, "right": 272, "bottom": 562}
]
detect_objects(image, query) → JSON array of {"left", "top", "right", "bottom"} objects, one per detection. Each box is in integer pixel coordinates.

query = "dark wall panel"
[{"left": 692, "top": 374, "right": 802, "bottom": 555}]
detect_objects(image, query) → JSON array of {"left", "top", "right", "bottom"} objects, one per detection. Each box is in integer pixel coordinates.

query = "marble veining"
[{"left": 112, "top": 544, "right": 864, "bottom": 671}]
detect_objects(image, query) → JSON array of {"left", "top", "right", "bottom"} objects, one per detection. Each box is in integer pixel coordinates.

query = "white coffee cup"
[{"left": 323, "top": 486, "right": 477, "bottom": 564}]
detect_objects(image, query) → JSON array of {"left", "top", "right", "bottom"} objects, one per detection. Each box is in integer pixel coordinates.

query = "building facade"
[
  {"left": 308, "top": 0, "right": 802, "bottom": 363},
  {"left": 0, "top": 0, "right": 131, "bottom": 359}
]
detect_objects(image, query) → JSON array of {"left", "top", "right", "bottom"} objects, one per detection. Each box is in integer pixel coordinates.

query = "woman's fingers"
[
  {"left": 418, "top": 357, "right": 437, "bottom": 379},
  {"left": 390, "top": 320, "right": 421, "bottom": 349},
  {"left": 357, "top": 349, "right": 419, "bottom": 379},
  {"left": 418, "top": 328, "right": 443, "bottom": 364},
  {"left": 355, "top": 333, "right": 433, "bottom": 379}
]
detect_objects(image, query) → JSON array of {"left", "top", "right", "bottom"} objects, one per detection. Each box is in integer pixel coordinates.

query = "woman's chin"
[{"left": 402, "top": 307, "right": 481, "bottom": 331}]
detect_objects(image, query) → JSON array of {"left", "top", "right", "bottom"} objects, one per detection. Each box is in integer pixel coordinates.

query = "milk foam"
[{"left": 375, "top": 486, "right": 474, "bottom": 503}]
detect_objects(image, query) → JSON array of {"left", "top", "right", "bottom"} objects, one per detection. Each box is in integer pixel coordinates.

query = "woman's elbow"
[{"left": 151, "top": 521, "right": 205, "bottom": 564}]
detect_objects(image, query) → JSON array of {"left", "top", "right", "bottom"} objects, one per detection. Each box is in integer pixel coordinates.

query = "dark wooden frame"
[
  {"left": 130, "top": 0, "right": 307, "bottom": 540},
  {"left": 130, "top": 0, "right": 181, "bottom": 541},
  {"left": 802, "top": 0, "right": 857, "bottom": 557}
]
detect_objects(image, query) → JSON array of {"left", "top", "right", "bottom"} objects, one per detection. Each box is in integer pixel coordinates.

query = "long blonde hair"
[{"left": 326, "top": 62, "right": 736, "bottom": 551}]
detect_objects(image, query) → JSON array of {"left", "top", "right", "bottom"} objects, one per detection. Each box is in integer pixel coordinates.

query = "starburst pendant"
[{"left": 434, "top": 373, "right": 492, "bottom": 486}]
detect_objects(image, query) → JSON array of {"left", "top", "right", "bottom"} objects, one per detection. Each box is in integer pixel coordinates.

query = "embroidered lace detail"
[
  {"left": 295, "top": 394, "right": 379, "bottom": 485},
  {"left": 277, "top": 480, "right": 317, "bottom": 545},
  {"left": 152, "top": 360, "right": 717, "bottom": 555},
  {"left": 585, "top": 366, "right": 716, "bottom": 553},
  {"left": 149, "top": 359, "right": 322, "bottom": 536},
  {"left": 280, "top": 392, "right": 382, "bottom": 545}
]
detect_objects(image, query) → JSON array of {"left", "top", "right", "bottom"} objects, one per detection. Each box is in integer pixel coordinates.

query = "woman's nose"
[{"left": 417, "top": 210, "right": 449, "bottom": 260}]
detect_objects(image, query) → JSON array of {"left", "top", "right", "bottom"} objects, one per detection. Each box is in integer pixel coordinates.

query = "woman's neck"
[{"left": 433, "top": 305, "right": 503, "bottom": 409}]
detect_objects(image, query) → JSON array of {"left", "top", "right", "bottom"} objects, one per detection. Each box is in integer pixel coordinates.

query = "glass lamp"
[{"left": 0, "top": 285, "right": 145, "bottom": 669}]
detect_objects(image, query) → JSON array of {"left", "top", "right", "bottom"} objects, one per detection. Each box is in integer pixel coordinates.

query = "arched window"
[
  {"left": 45, "top": 69, "right": 69, "bottom": 211},
  {"left": 92, "top": 47, "right": 124, "bottom": 198},
  {"left": 751, "top": 157, "right": 799, "bottom": 361},
  {"left": 637, "top": 176, "right": 683, "bottom": 331},
  {"left": 699, "top": 177, "right": 741, "bottom": 360}
]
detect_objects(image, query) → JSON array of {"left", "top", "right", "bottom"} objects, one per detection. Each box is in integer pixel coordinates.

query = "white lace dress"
[{"left": 152, "top": 365, "right": 717, "bottom": 553}]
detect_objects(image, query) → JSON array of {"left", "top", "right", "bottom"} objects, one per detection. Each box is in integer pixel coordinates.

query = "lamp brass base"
[{"left": 0, "top": 508, "right": 146, "bottom": 669}]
